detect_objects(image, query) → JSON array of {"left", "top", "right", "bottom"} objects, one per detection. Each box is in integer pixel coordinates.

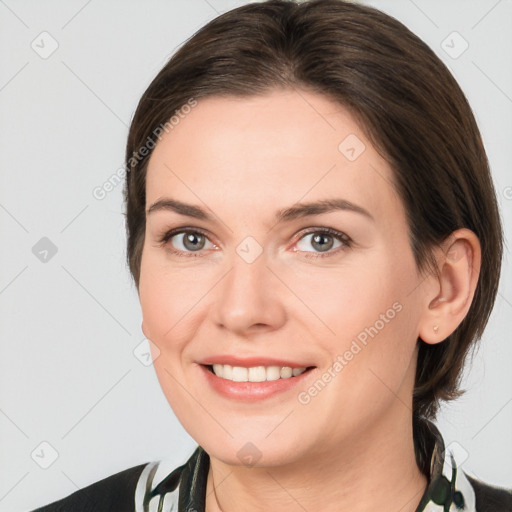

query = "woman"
[{"left": 30, "top": 0, "right": 511, "bottom": 511}]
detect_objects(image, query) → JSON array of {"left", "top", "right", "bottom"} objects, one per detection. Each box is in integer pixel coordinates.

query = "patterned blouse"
[{"left": 31, "top": 419, "right": 511, "bottom": 512}]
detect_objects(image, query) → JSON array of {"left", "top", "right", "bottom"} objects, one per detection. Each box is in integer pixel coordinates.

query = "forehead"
[{"left": 145, "top": 89, "right": 402, "bottom": 227}]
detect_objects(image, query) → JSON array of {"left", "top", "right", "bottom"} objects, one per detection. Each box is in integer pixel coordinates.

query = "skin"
[{"left": 139, "top": 89, "right": 481, "bottom": 512}]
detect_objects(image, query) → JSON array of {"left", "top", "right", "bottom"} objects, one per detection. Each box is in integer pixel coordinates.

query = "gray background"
[{"left": 0, "top": 0, "right": 510, "bottom": 510}]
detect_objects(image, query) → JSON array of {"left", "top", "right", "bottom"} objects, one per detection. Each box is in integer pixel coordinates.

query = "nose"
[{"left": 211, "top": 248, "right": 287, "bottom": 336}]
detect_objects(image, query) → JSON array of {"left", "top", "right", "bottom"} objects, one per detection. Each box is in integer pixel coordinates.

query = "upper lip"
[{"left": 198, "top": 355, "right": 315, "bottom": 368}]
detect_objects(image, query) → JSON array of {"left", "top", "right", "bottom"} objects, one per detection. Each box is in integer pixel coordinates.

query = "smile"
[
  {"left": 209, "top": 364, "right": 308, "bottom": 382},
  {"left": 199, "top": 362, "right": 316, "bottom": 401}
]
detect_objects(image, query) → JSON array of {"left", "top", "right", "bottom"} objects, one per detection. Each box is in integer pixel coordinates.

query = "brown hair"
[{"left": 124, "top": 0, "right": 503, "bottom": 420}]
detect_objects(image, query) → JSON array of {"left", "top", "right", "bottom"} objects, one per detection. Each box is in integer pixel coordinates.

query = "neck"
[{"left": 205, "top": 409, "right": 428, "bottom": 512}]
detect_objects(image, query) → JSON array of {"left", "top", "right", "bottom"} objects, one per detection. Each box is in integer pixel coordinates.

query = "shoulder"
[
  {"left": 29, "top": 462, "right": 149, "bottom": 512},
  {"left": 465, "top": 473, "right": 512, "bottom": 512}
]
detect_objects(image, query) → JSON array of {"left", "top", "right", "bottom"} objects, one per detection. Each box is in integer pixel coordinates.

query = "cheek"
[
  {"left": 305, "top": 253, "right": 420, "bottom": 380},
  {"left": 139, "top": 258, "right": 200, "bottom": 419},
  {"left": 139, "top": 271, "right": 170, "bottom": 344},
  {"left": 288, "top": 259, "right": 399, "bottom": 339},
  {"left": 138, "top": 251, "right": 203, "bottom": 343}
]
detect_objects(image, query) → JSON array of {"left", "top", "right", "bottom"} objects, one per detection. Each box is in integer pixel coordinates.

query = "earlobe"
[{"left": 418, "top": 228, "right": 481, "bottom": 345}]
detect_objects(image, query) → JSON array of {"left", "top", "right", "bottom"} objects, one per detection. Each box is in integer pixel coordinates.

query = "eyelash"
[{"left": 157, "top": 226, "right": 353, "bottom": 259}]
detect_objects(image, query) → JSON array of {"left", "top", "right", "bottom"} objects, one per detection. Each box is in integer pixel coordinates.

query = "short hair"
[{"left": 124, "top": 0, "right": 503, "bottom": 420}]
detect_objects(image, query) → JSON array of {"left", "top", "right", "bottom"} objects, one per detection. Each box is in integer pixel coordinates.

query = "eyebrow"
[{"left": 146, "top": 197, "right": 374, "bottom": 224}]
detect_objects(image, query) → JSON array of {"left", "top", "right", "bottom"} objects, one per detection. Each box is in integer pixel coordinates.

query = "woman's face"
[{"left": 139, "top": 89, "right": 431, "bottom": 467}]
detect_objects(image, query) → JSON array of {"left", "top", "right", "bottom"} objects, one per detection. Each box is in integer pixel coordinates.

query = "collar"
[
  {"left": 135, "top": 419, "right": 476, "bottom": 512},
  {"left": 414, "top": 419, "right": 476, "bottom": 511}
]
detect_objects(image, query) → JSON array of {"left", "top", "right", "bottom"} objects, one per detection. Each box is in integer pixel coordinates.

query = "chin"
[{"left": 198, "top": 428, "right": 308, "bottom": 468}]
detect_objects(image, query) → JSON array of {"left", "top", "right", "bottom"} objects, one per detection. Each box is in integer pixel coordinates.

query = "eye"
[
  {"left": 293, "top": 228, "right": 352, "bottom": 258},
  {"left": 157, "top": 226, "right": 352, "bottom": 259},
  {"left": 159, "top": 228, "right": 217, "bottom": 258}
]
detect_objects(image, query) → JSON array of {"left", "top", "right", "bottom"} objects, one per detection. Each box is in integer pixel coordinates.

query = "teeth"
[
  {"left": 248, "top": 366, "right": 266, "bottom": 382},
  {"left": 223, "top": 364, "right": 233, "bottom": 380},
  {"left": 210, "top": 364, "right": 307, "bottom": 382},
  {"left": 232, "top": 366, "right": 248, "bottom": 382},
  {"left": 280, "top": 366, "right": 293, "bottom": 378}
]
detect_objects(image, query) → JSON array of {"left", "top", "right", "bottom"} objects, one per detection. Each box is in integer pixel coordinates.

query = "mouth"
[
  {"left": 198, "top": 361, "right": 317, "bottom": 401},
  {"left": 203, "top": 363, "right": 316, "bottom": 383}
]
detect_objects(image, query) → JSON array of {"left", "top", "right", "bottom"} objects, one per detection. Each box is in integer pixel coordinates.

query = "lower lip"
[{"left": 199, "top": 364, "right": 315, "bottom": 402}]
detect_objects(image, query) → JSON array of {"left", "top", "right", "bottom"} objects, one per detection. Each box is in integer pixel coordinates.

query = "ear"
[{"left": 418, "top": 228, "right": 481, "bottom": 344}]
